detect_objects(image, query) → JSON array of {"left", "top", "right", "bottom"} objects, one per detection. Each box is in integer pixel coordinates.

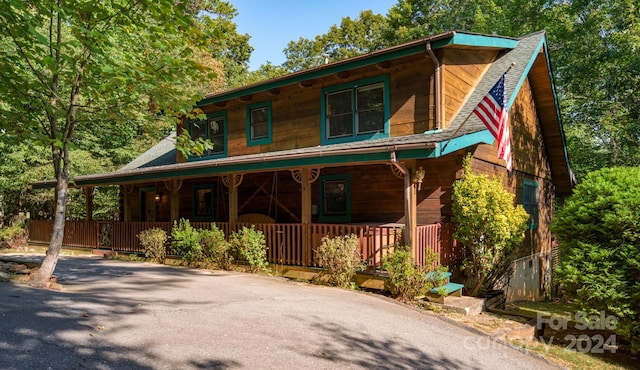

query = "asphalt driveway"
[{"left": 0, "top": 254, "right": 557, "bottom": 369}]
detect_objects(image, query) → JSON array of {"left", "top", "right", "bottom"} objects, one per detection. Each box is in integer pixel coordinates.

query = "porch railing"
[{"left": 27, "top": 220, "right": 459, "bottom": 269}]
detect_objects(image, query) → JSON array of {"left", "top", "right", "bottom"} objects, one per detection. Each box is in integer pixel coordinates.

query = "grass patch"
[
  {"left": 508, "top": 300, "right": 578, "bottom": 321},
  {"left": 458, "top": 300, "right": 639, "bottom": 369}
]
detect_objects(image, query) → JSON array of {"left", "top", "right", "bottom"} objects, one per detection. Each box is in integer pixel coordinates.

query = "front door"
[{"left": 141, "top": 189, "right": 157, "bottom": 222}]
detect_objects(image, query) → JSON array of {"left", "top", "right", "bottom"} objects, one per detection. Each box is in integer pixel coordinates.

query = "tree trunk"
[
  {"left": 469, "top": 273, "right": 485, "bottom": 297},
  {"left": 29, "top": 178, "right": 68, "bottom": 287}
]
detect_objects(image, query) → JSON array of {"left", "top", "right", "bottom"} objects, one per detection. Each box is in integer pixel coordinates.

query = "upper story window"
[
  {"left": 522, "top": 179, "right": 539, "bottom": 229},
  {"left": 321, "top": 75, "right": 390, "bottom": 145},
  {"left": 189, "top": 112, "right": 227, "bottom": 160},
  {"left": 246, "top": 101, "right": 272, "bottom": 146}
]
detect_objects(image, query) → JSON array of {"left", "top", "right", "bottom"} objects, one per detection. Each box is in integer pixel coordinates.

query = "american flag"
[{"left": 473, "top": 74, "right": 512, "bottom": 171}]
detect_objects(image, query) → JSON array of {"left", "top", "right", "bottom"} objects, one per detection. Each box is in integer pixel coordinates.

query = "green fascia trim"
[
  {"left": 507, "top": 35, "right": 572, "bottom": 187},
  {"left": 318, "top": 174, "right": 352, "bottom": 223},
  {"left": 506, "top": 36, "right": 545, "bottom": 110},
  {"left": 63, "top": 131, "right": 499, "bottom": 188},
  {"left": 191, "top": 184, "right": 215, "bottom": 221},
  {"left": 437, "top": 130, "right": 495, "bottom": 156},
  {"left": 320, "top": 75, "right": 391, "bottom": 145},
  {"left": 187, "top": 111, "right": 228, "bottom": 161},
  {"left": 246, "top": 101, "right": 272, "bottom": 146},
  {"left": 71, "top": 147, "right": 440, "bottom": 187},
  {"left": 197, "top": 46, "right": 425, "bottom": 107},
  {"left": 431, "top": 33, "right": 517, "bottom": 50}
]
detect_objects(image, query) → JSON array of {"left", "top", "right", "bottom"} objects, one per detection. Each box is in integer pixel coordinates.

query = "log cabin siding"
[
  {"left": 469, "top": 76, "right": 554, "bottom": 258},
  {"left": 178, "top": 54, "right": 437, "bottom": 163},
  {"left": 442, "top": 49, "right": 497, "bottom": 129},
  {"left": 415, "top": 154, "right": 465, "bottom": 225}
]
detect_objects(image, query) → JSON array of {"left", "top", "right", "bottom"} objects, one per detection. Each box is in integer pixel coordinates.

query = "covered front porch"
[
  {"left": 29, "top": 134, "right": 471, "bottom": 272},
  {"left": 27, "top": 220, "right": 461, "bottom": 270}
]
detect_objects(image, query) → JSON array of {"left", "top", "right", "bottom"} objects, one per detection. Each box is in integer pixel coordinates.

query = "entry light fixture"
[
  {"left": 413, "top": 167, "right": 426, "bottom": 191},
  {"left": 155, "top": 192, "right": 162, "bottom": 202}
]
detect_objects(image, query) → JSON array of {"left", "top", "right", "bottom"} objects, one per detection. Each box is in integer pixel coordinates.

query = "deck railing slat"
[{"left": 27, "top": 220, "right": 457, "bottom": 269}]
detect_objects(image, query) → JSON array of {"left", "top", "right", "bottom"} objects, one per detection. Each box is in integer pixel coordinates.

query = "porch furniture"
[{"left": 237, "top": 213, "right": 275, "bottom": 224}]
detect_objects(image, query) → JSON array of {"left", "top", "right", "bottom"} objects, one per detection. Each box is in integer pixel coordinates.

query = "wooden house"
[{"left": 30, "top": 30, "right": 573, "bottom": 301}]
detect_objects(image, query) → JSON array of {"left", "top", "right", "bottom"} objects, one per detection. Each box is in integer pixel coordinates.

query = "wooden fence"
[{"left": 27, "top": 220, "right": 460, "bottom": 269}]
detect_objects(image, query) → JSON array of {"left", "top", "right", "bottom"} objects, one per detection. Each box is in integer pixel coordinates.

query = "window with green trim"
[
  {"left": 321, "top": 75, "right": 390, "bottom": 144},
  {"left": 318, "top": 175, "right": 351, "bottom": 223},
  {"left": 522, "top": 179, "right": 539, "bottom": 229},
  {"left": 189, "top": 112, "right": 226, "bottom": 159},
  {"left": 192, "top": 184, "right": 214, "bottom": 220},
  {"left": 246, "top": 101, "right": 272, "bottom": 146}
]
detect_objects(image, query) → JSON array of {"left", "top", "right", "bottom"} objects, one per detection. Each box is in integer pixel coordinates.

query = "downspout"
[
  {"left": 390, "top": 151, "right": 412, "bottom": 248},
  {"left": 426, "top": 42, "right": 441, "bottom": 130}
]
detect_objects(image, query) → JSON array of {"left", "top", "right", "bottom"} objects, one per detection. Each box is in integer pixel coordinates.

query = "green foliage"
[
  {"left": 382, "top": 245, "right": 440, "bottom": 301},
  {"left": 200, "top": 223, "right": 233, "bottom": 270},
  {"left": 138, "top": 228, "right": 168, "bottom": 264},
  {"left": 171, "top": 219, "right": 203, "bottom": 264},
  {"left": 175, "top": 128, "right": 215, "bottom": 159},
  {"left": 195, "top": 0, "right": 254, "bottom": 88},
  {"left": 551, "top": 167, "right": 640, "bottom": 353},
  {"left": 244, "top": 62, "right": 289, "bottom": 84},
  {"left": 452, "top": 155, "right": 529, "bottom": 296},
  {"left": 0, "top": 221, "right": 28, "bottom": 250},
  {"left": 278, "top": 0, "right": 640, "bottom": 181},
  {"left": 283, "top": 10, "right": 387, "bottom": 72},
  {"left": 229, "top": 226, "right": 268, "bottom": 273},
  {"left": 0, "top": 0, "right": 219, "bottom": 285},
  {"left": 314, "top": 234, "right": 365, "bottom": 289}
]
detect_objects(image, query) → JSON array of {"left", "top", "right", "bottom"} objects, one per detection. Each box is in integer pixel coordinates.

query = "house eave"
[
  {"left": 197, "top": 31, "right": 518, "bottom": 107},
  {"left": 32, "top": 141, "right": 440, "bottom": 189}
]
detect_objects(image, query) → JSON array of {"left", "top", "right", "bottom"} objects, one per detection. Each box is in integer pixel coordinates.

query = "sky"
[{"left": 231, "top": 0, "right": 398, "bottom": 70}]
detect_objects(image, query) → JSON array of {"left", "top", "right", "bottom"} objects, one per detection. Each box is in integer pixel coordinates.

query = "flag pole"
[{"left": 440, "top": 62, "right": 516, "bottom": 154}]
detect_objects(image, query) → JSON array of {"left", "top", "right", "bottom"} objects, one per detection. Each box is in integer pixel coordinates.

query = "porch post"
[
  {"left": 228, "top": 175, "right": 238, "bottom": 223},
  {"left": 409, "top": 166, "right": 418, "bottom": 254},
  {"left": 122, "top": 185, "right": 132, "bottom": 222},
  {"left": 403, "top": 171, "right": 413, "bottom": 249},
  {"left": 83, "top": 187, "right": 94, "bottom": 221},
  {"left": 168, "top": 180, "right": 181, "bottom": 222},
  {"left": 301, "top": 169, "right": 312, "bottom": 266}
]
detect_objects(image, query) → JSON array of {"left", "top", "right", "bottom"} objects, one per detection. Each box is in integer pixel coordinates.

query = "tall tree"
[
  {"left": 244, "top": 61, "right": 290, "bottom": 84},
  {"left": 380, "top": 0, "right": 640, "bottom": 180},
  {"left": 552, "top": 0, "right": 640, "bottom": 179},
  {"left": 283, "top": 10, "right": 387, "bottom": 72},
  {"left": 0, "top": 0, "right": 217, "bottom": 287},
  {"left": 195, "top": 0, "right": 254, "bottom": 88},
  {"left": 383, "top": 0, "right": 560, "bottom": 44}
]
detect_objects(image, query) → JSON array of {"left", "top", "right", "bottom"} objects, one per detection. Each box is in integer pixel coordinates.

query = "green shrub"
[
  {"left": 383, "top": 246, "right": 441, "bottom": 301},
  {"left": 170, "top": 219, "right": 203, "bottom": 264},
  {"left": 452, "top": 154, "right": 529, "bottom": 296},
  {"left": 551, "top": 166, "right": 640, "bottom": 353},
  {"left": 314, "top": 234, "right": 364, "bottom": 288},
  {"left": 200, "top": 223, "right": 233, "bottom": 270},
  {"left": 229, "top": 226, "right": 268, "bottom": 273},
  {"left": 138, "top": 228, "right": 168, "bottom": 264},
  {"left": 0, "top": 223, "right": 28, "bottom": 250}
]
